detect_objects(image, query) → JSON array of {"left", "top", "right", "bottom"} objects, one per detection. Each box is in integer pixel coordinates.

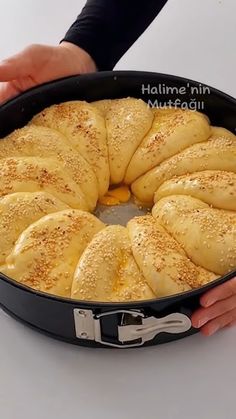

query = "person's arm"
[
  {"left": 0, "top": 0, "right": 168, "bottom": 103},
  {"left": 62, "top": 0, "right": 168, "bottom": 70}
]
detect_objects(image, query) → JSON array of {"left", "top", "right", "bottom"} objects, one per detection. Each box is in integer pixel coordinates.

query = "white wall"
[{"left": 0, "top": 0, "right": 235, "bottom": 96}]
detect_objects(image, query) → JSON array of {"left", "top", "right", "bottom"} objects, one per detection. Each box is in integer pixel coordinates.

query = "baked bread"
[
  {"left": 132, "top": 130, "right": 236, "bottom": 203},
  {"left": 72, "top": 225, "right": 155, "bottom": 301},
  {"left": 152, "top": 195, "right": 236, "bottom": 275},
  {"left": 31, "top": 101, "right": 109, "bottom": 197},
  {"left": 1, "top": 210, "right": 104, "bottom": 297},
  {"left": 127, "top": 215, "right": 218, "bottom": 297},
  {"left": 125, "top": 108, "right": 211, "bottom": 184},
  {"left": 0, "top": 125, "right": 98, "bottom": 210},
  {"left": 93, "top": 98, "right": 153, "bottom": 184},
  {"left": 0, "top": 156, "right": 88, "bottom": 210},
  {"left": 154, "top": 170, "right": 236, "bottom": 211}
]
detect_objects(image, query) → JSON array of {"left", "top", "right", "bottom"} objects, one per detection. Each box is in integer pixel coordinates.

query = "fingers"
[
  {"left": 191, "top": 294, "right": 236, "bottom": 328},
  {"left": 200, "top": 307, "right": 236, "bottom": 336},
  {"left": 200, "top": 277, "right": 236, "bottom": 308},
  {"left": 227, "top": 319, "right": 236, "bottom": 328},
  {"left": 0, "top": 46, "right": 36, "bottom": 81},
  {"left": 0, "top": 81, "right": 22, "bottom": 104}
]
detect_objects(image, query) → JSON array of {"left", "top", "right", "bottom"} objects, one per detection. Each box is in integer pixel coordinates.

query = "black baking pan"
[{"left": 0, "top": 71, "right": 235, "bottom": 349}]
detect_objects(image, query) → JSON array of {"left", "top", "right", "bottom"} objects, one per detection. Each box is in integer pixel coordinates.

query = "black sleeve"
[{"left": 62, "top": 0, "right": 168, "bottom": 71}]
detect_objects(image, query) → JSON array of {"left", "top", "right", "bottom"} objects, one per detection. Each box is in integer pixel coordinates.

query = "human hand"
[
  {"left": 0, "top": 42, "right": 96, "bottom": 104},
  {"left": 191, "top": 276, "right": 236, "bottom": 336}
]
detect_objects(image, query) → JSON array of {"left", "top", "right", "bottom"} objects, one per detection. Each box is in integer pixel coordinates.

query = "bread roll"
[
  {"left": 132, "top": 132, "right": 236, "bottom": 203},
  {"left": 0, "top": 157, "right": 88, "bottom": 210},
  {"left": 127, "top": 215, "right": 217, "bottom": 297},
  {"left": 2, "top": 210, "right": 104, "bottom": 297},
  {"left": 0, "top": 97, "right": 233, "bottom": 303},
  {"left": 125, "top": 108, "right": 211, "bottom": 183},
  {"left": 0, "top": 192, "right": 68, "bottom": 264},
  {"left": 211, "top": 126, "right": 236, "bottom": 140},
  {"left": 31, "top": 101, "right": 109, "bottom": 197},
  {"left": 92, "top": 99, "right": 113, "bottom": 115},
  {"left": 0, "top": 125, "right": 98, "bottom": 210},
  {"left": 93, "top": 98, "right": 153, "bottom": 184},
  {"left": 154, "top": 194, "right": 209, "bottom": 212},
  {"left": 72, "top": 225, "right": 154, "bottom": 302},
  {"left": 154, "top": 170, "right": 236, "bottom": 211},
  {"left": 152, "top": 195, "right": 236, "bottom": 275}
]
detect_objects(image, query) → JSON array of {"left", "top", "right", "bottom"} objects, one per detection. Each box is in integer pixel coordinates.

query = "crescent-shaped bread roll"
[
  {"left": 0, "top": 192, "right": 68, "bottom": 264},
  {"left": 72, "top": 225, "right": 155, "bottom": 302},
  {"left": 154, "top": 194, "right": 209, "bottom": 211},
  {"left": 154, "top": 171, "right": 236, "bottom": 211},
  {"left": 152, "top": 195, "right": 236, "bottom": 275},
  {"left": 93, "top": 98, "right": 153, "bottom": 184},
  {"left": 211, "top": 126, "right": 236, "bottom": 140},
  {"left": 0, "top": 125, "right": 98, "bottom": 210},
  {"left": 2, "top": 210, "right": 104, "bottom": 297},
  {"left": 132, "top": 133, "right": 236, "bottom": 203},
  {"left": 125, "top": 108, "right": 211, "bottom": 184},
  {"left": 31, "top": 101, "right": 109, "bottom": 197},
  {"left": 127, "top": 215, "right": 217, "bottom": 297},
  {"left": 0, "top": 157, "right": 88, "bottom": 210}
]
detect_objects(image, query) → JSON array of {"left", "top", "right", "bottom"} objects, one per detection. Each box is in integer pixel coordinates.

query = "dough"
[
  {"left": 132, "top": 132, "right": 236, "bottom": 203},
  {"left": 125, "top": 108, "right": 210, "bottom": 183},
  {"left": 0, "top": 157, "right": 88, "bottom": 210},
  {"left": 93, "top": 98, "right": 153, "bottom": 184},
  {"left": 152, "top": 195, "right": 236, "bottom": 275},
  {"left": 0, "top": 125, "right": 98, "bottom": 210},
  {"left": 72, "top": 225, "right": 155, "bottom": 302},
  {"left": 31, "top": 101, "right": 109, "bottom": 197},
  {"left": 127, "top": 215, "right": 217, "bottom": 297},
  {"left": 2, "top": 210, "right": 104, "bottom": 297},
  {"left": 0, "top": 192, "right": 68, "bottom": 263},
  {"left": 0, "top": 97, "right": 234, "bottom": 302},
  {"left": 154, "top": 170, "right": 236, "bottom": 211}
]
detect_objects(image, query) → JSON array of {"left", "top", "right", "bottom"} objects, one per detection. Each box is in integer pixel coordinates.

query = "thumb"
[
  {"left": 0, "top": 81, "right": 22, "bottom": 104},
  {"left": 0, "top": 47, "right": 34, "bottom": 81}
]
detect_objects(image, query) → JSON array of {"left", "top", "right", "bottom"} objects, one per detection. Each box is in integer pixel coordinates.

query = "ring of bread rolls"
[{"left": 0, "top": 98, "right": 235, "bottom": 302}]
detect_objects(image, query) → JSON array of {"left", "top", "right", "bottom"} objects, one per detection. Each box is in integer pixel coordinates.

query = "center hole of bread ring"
[{"left": 94, "top": 185, "right": 150, "bottom": 225}]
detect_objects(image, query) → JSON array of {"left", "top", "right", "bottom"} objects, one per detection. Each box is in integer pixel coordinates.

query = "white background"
[
  {"left": 0, "top": 0, "right": 235, "bottom": 97},
  {"left": 0, "top": 1, "right": 236, "bottom": 418}
]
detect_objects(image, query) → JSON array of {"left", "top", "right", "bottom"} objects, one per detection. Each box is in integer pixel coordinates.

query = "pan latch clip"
[{"left": 74, "top": 309, "right": 192, "bottom": 348}]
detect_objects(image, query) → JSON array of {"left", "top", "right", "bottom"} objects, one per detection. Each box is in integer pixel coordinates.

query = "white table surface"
[{"left": 0, "top": 1, "right": 235, "bottom": 418}]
